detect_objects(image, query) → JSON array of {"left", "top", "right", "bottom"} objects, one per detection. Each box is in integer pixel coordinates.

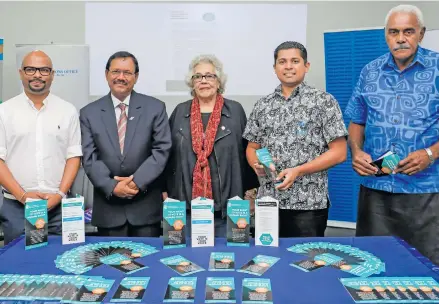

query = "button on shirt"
[
  {"left": 0, "top": 93, "right": 82, "bottom": 196},
  {"left": 243, "top": 82, "right": 348, "bottom": 210},
  {"left": 345, "top": 47, "right": 439, "bottom": 194}
]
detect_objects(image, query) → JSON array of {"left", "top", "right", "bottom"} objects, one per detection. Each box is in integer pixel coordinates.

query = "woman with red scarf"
[{"left": 163, "top": 55, "right": 259, "bottom": 237}]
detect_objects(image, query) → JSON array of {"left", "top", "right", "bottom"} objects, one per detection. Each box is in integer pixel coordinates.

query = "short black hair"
[
  {"left": 274, "top": 41, "right": 308, "bottom": 64},
  {"left": 105, "top": 51, "right": 139, "bottom": 74}
]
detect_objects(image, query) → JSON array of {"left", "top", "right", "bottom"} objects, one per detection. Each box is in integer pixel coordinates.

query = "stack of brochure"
[
  {"left": 55, "top": 241, "right": 158, "bottom": 274},
  {"left": 0, "top": 274, "right": 114, "bottom": 303},
  {"left": 341, "top": 277, "right": 439, "bottom": 303},
  {"left": 288, "top": 242, "right": 385, "bottom": 277}
]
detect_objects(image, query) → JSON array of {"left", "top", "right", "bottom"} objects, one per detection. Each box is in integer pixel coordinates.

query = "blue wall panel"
[{"left": 325, "top": 28, "right": 388, "bottom": 223}]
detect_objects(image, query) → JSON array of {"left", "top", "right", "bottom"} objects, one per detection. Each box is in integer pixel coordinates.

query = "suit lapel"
[
  {"left": 122, "top": 91, "right": 143, "bottom": 159},
  {"left": 100, "top": 94, "right": 122, "bottom": 159},
  {"left": 178, "top": 112, "right": 192, "bottom": 141},
  {"left": 215, "top": 105, "right": 232, "bottom": 142}
]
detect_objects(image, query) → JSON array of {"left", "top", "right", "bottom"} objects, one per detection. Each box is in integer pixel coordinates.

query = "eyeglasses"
[
  {"left": 109, "top": 69, "right": 135, "bottom": 77},
  {"left": 192, "top": 73, "right": 217, "bottom": 82},
  {"left": 23, "top": 66, "right": 52, "bottom": 76}
]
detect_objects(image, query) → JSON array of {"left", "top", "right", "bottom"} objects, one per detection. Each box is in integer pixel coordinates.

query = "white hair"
[
  {"left": 185, "top": 54, "right": 227, "bottom": 96},
  {"left": 385, "top": 4, "right": 425, "bottom": 29}
]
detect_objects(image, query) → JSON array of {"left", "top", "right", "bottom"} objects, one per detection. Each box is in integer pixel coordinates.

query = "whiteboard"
[
  {"left": 85, "top": 3, "right": 307, "bottom": 97},
  {"left": 422, "top": 29, "right": 439, "bottom": 52}
]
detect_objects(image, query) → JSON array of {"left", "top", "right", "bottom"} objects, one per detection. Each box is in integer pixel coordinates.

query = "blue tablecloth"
[{"left": 0, "top": 236, "right": 438, "bottom": 303}]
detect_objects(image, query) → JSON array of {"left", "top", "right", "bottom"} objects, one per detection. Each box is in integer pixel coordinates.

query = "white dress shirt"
[
  {"left": 112, "top": 94, "right": 130, "bottom": 123},
  {"left": 0, "top": 93, "right": 83, "bottom": 198}
]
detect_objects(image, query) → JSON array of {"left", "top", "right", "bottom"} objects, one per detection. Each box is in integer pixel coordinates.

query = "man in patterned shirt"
[
  {"left": 346, "top": 5, "right": 439, "bottom": 264},
  {"left": 243, "top": 41, "right": 348, "bottom": 237}
]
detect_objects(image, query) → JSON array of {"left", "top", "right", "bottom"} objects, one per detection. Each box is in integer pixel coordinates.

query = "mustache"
[
  {"left": 30, "top": 79, "right": 45, "bottom": 84},
  {"left": 113, "top": 79, "right": 127, "bottom": 85},
  {"left": 393, "top": 45, "right": 410, "bottom": 51}
]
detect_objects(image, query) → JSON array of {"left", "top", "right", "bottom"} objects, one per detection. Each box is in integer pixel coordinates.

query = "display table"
[{"left": 0, "top": 235, "right": 438, "bottom": 303}]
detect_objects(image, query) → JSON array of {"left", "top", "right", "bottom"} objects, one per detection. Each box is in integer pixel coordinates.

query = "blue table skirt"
[{"left": 0, "top": 236, "right": 438, "bottom": 304}]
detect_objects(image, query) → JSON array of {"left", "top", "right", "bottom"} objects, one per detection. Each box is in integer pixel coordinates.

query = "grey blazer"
[{"left": 79, "top": 91, "right": 172, "bottom": 228}]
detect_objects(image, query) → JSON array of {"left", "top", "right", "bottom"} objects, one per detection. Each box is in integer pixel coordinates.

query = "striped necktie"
[{"left": 117, "top": 103, "right": 128, "bottom": 153}]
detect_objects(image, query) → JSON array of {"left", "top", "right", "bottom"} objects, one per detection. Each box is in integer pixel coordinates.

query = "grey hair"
[
  {"left": 185, "top": 54, "right": 227, "bottom": 96},
  {"left": 385, "top": 4, "right": 425, "bottom": 29}
]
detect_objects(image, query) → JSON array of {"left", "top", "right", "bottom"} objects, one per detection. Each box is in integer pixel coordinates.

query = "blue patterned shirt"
[{"left": 345, "top": 46, "right": 439, "bottom": 193}]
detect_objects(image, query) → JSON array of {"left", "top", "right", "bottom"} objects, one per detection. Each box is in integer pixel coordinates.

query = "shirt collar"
[
  {"left": 23, "top": 92, "right": 51, "bottom": 110},
  {"left": 111, "top": 93, "right": 131, "bottom": 109},
  {"left": 385, "top": 45, "right": 426, "bottom": 70},
  {"left": 274, "top": 81, "right": 306, "bottom": 100}
]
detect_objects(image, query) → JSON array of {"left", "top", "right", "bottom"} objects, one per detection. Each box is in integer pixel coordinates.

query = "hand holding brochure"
[
  {"left": 256, "top": 148, "right": 281, "bottom": 185},
  {"left": 370, "top": 151, "right": 400, "bottom": 176}
]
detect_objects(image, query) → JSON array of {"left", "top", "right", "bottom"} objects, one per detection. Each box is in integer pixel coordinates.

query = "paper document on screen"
[{"left": 86, "top": 3, "right": 307, "bottom": 96}]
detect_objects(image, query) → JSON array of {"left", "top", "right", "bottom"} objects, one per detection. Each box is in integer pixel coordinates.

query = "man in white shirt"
[{"left": 0, "top": 50, "right": 82, "bottom": 244}]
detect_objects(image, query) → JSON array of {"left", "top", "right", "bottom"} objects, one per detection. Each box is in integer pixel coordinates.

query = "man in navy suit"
[{"left": 79, "top": 51, "right": 172, "bottom": 237}]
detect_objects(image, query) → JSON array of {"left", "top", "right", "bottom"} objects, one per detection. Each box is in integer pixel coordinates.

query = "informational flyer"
[
  {"left": 191, "top": 197, "right": 214, "bottom": 248},
  {"left": 242, "top": 278, "right": 273, "bottom": 304},
  {"left": 340, "top": 277, "right": 439, "bottom": 303},
  {"left": 160, "top": 255, "right": 204, "bottom": 276},
  {"left": 164, "top": 277, "right": 197, "bottom": 303},
  {"left": 62, "top": 196, "right": 85, "bottom": 245},
  {"left": 256, "top": 148, "right": 281, "bottom": 186},
  {"left": 238, "top": 255, "right": 280, "bottom": 276},
  {"left": 205, "top": 277, "right": 236, "bottom": 303},
  {"left": 227, "top": 196, "right": 250, "bottom": 247},
  {"left": 209, "top": 252, "right": 235, "bottom": 271},
  {"left": 163, "top": 198, "right": 186, "bottom": 249},
  {"left": 110, "top": 277, "right": 150, "bottom": 302},
  {"left": 255, "top": 196, "right": 279, "bottom": 247},
  {"left": 100, "top": 254, "right": 147, "bottom": 274},
  {"left": 25, "top": 199, "right": 48, "bottom": 250}
]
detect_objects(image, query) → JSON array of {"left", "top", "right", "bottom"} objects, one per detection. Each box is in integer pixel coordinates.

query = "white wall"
[{"left": 1, "top": 1, "right": 438, "bottom": 115}]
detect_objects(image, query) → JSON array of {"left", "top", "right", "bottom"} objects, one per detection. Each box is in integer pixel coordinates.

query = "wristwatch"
[
  {"left": 56, "top": 190, "right": 67, "bottom": 199},
  {"left": 424, "top": 148, "right": 435, "bottom": 166}
]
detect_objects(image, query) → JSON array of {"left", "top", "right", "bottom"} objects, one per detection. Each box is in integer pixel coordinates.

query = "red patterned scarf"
[{"left": 190, "top": 94, "right": 224, "bottom": 199}]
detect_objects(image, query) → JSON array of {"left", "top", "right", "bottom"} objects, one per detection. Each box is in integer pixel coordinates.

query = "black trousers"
[
  {"left": 279, "top": 207, "right": 328, "bottom": 237},
  {"left": 98, "top": 221, "right": 161, "bottom": 237},
  {"left": 356, "top": 185, "right": 439, "bottom": 265}
]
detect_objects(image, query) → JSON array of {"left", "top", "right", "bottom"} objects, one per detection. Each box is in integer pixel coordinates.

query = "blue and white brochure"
[
  {"left": 62, "top": 196, "right": 85, "bottom": 245},
  {"left": 191, "top": 197, "right": 214, "bottom": 247}
]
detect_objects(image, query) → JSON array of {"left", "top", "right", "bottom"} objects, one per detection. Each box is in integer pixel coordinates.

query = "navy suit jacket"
[{"left": 79, "top": 91, "right": 172, "bottom": 228}]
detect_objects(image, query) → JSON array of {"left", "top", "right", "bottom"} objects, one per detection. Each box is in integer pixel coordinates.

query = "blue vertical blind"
[{"left": 325, "top": 28, "right": 388, "bottom": 223}]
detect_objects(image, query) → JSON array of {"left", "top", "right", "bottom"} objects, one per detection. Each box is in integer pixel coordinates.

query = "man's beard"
[{"left": 28, "top": 80, "right": 46, "bottom": 93}]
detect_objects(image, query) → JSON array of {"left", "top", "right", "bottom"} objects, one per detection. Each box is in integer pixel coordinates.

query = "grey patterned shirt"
[{"left": 243, "top": 81, "right": 348, "bottom": 210}]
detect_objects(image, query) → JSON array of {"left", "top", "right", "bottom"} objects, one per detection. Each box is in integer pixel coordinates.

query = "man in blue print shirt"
[{"left": 346, "top": 5, "right": 439, "bottom": 264}]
